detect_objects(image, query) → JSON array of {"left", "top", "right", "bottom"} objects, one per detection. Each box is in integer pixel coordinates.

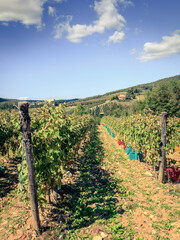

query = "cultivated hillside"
[{"left": 1, "top": 74, "right": 180, "bottom": 109}]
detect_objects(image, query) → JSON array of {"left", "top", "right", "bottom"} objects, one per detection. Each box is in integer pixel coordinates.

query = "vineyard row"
[
  {"left": 0, "top": 105, "right": 94, "bottom": 203},
  {"left": 101, "top": 112, "right": 180, "bottom": 166}
]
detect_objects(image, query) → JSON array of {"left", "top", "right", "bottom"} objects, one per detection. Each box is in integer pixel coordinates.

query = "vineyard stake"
[
  {"left": 18, "top": 102, "right": 41, "bottom": 232},
  {"left": 158, "top": 112, "right": 167, "bottom": 183}
]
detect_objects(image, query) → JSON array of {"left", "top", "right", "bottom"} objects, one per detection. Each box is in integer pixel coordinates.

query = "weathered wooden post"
[
  {"left": 18, "top": 102, "right": 41, "bottom": 231},
  {"left": 158, "top": 112, "right": 167, "bottom": 183}
]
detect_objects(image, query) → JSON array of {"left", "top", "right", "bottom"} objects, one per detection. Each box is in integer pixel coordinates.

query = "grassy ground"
[{"left": 0, "top": 126, "right": 180, "bottom": 239}]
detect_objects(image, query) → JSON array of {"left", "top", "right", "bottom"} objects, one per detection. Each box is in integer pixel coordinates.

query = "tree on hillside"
[
  {"left": 135, "top": 100, "right": 146, "bottom": 113},
  {"left": 94, "top": 106, "right": 100, "bottom": 116},
  {"left": 125, "top": 89, "right": 135, "bottom": 100},
  {"left": 74, "top": 103, "right": 85, "bottom": 115},
  {"left": 111, "top": 95, "right": 119, "bottom": 101},
  {"left": 145, "top": 81, "right": 180, "bottom": 117},
  {"left": 168, "top": 81, "right": 180, "bottom": 116},
  {"left": 134, "top": 88, "right": 141, "bottom": 94}
]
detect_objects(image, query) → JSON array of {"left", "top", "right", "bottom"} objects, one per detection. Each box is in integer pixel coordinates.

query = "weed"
[
  {"left": 168, "top": 188, "right": 180, "bottom": 197},
  {"left": 117, "top": 185, "right": 127, "bottom": 197},
  {"left": 169, "top": 209, "right": 180, "bottom": 217},
  {"left": 146, "top": 197, "right": 154, "bottom": 202},
  {"left": 106, "top": 223, "right": 135, "bottom": 240},
  {"left": 146, "top": 204, "right": 157, "bottom": 212},
  {"left": 156, "top": 213, "right": 162, "bottom": 218},
  {"left": 152, "top": 219, "right": 172, "bottom": 231},
  {"left": 160, "top": 203, "right": 171, "bottom": 210},
  {"left": 128, "top": 190, "right": 136, "bottom": 197},
  {"left": 163, "top": 219, "right": 172, "bottom": 230},
  {"left": 155, "top": 182, "right": 168, "bottom": 190},
  {"left": 152, "top": 190, "right": 159, "bottom": 195},
  {"left": 125, "top": 202, "right": 139, "bottom": 213}
]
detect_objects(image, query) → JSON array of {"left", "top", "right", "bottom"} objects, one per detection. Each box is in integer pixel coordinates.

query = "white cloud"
[
  {"left": 0, "top": 0, "right": 130, "bottom": 43},
  {"left": 138, "top": 31, "right": 180, "bottom": 62},
  {"left": 54, "top": 0, "right": 129, "bottom": 43},
  {"left": 19, "top": 96, "right": 28, "bottom": 100},
  {"left": 119, "top": 0, "right": 133, "bottom": 7},
  {"left": 48, "top": 6, "right": 55, "bottom": 16},
  {"left": 108, "top": 31, "right": 125, "bottom": 43},
  {"left": 129, "top": 48, "right": 136, "bottom": 55},
  {"left": 53, "top": 15, "right": 72, "bottom": 39},
  {"left": 66, "top": 24, "right": 95, "bottom": 43},
  {"left": 0, "top": 0, "right": 45, "bottom": 27},
  {"left": 0, "top": 0, "right": 64, "bottom": 27}
]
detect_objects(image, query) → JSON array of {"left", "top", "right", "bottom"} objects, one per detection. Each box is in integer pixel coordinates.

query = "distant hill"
[
  {"left": 80, "top": 74, "right": 180, "bottom": 101},
  {"left": 55, "top": 98, "right": 79, "bottom": 103},
  {"left": 66, "top": 74, "right": 180, "bottom": 108},
  {"left": 0, "top": 98, "right": 44, "bottom": 110},
  {"left": 0, "top": 97, "right": 79, "bottom": 110},
  {"left": 1, "top": 74, "right": 179, "bottom": 109},
  {"left": 0, "top": 98, "right": 41, "bottom": 104},
  {"left": 0, "top": 98, "right": 17, "bottom": 103}
]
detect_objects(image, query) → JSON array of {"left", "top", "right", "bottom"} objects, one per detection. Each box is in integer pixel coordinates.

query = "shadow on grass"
[
  {"left": 48, "top": 127, "right": 125, "bottom": 237},
  {"left": 0, "top": 157, "right": 21, "bottom": 199}
]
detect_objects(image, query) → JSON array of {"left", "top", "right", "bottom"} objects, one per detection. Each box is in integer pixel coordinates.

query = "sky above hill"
[{"left": 0, "top": 0, "right": 180, "bottom": 100}]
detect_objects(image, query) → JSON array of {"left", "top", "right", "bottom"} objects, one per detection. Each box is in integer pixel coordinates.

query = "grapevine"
[
  {"left": 102, "top": 112, "right": 180, "bottom": 165},
  {"left": 0, "top": 105, "right": 94, "bottom": 203}
]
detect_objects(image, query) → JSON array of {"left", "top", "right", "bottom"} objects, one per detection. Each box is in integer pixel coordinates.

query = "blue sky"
[{"left": 0, "top": 0, "right": 180, "bottom": 100}]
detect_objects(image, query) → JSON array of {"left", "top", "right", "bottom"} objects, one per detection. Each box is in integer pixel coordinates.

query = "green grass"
[
  {"left": 160, "top": 203, "right": 171, "bottom": 210},
  {"left": 168, "top": 188, "right": 180, "bottom": 197},
  {"left": 152, "top": 219, "right": 172, "bottom": 231}
]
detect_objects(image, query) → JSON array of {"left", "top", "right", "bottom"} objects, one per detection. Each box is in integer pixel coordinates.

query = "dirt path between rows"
[{"left": 98, "top": 125, "right": 180, "bottom": 240}]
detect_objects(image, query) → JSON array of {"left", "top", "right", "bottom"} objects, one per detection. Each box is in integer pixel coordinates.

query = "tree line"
[{"left": 89, "top": 81, "right": 180, "bottom": 118}]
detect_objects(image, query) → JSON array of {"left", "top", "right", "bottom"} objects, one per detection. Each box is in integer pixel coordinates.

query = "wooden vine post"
[
  {"left": 158, "top": 112, "right": 167, "bottom": 183},
  {"left": 18, "top": 102, "right": 41, "bottom": 231}
]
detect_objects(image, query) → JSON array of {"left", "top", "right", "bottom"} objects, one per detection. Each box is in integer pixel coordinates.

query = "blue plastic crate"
[
  {"left": 125, "top": 147, "right": 133, "bottom": 154},
  {"left": 129, "top": 151, "right": 138, "bottom": 160},
  {"left": 138, "top": 152, "right": 143, "bottom": 161}
]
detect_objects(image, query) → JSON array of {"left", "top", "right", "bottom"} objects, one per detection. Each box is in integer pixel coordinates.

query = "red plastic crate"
[
  {"left": 117, "top": 139, "right": 120, "bottom": 145},
  {"left": 166, "top": 168, "right": 180, "bottom": 182},
  {"left": 123, "top": 144, "right": 127, "bottom": 150}
]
